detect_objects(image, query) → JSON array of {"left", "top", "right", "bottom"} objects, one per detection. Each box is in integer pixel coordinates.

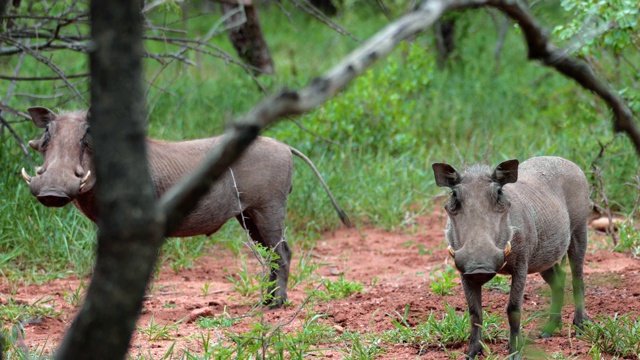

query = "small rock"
[
  {"left": 188, "top": 307, "right": 214, "bottom": 322},
  {"left": 590, "top": 216, "right": 625, "bottom": 232}
]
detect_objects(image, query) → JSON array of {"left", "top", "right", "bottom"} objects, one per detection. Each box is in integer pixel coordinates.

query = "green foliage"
[
  {"left": 312, "top": 275, "right": 364, "bottom": 300},
  {"left": 225, "top": 254, "right": 268, "bottom": 300},
  {"left": 429, "top": 265, "right": 458, "bottom": 296},
  {"left": 160, "top": 237, "right": 208, "bottom": 274},
  {"left": 137, "top": 315, "right": 181, "bottom": 342},
  {"left": 196, "top": 312, "right": 237, "bottom": 329},
  {"left": 189, "top": 309, "right": 335, "bottom": 360},
  {"left": 553, "top": 0, "right": 640, "bottom": 115},
  {"left": 554, "top": 0, "right": 639, "bottom": 53},
  {"left": 289, "top": 247, "right": 323, "bottom": 289},
  {"left": 577, "top": 313, "right": 640, "bottom": 358},
  {"left": 384, "top": 303, "right": 508, "bottom": 349},
  {"left": 0, "top": 296, "right": 60, "bottom": 324},
  {"left": 339, "top": 331, "right": 385, "bottom": 360},
  {"left": 484, "top": 275, "right": 511, "bottom": 294},
  {"left": 614, "top": 221, "right": 640, "bottom": 257}
]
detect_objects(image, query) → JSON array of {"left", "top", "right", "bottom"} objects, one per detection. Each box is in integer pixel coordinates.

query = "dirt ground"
[{"left": 4, "top": 212, "right": 640, "bottom": 359}]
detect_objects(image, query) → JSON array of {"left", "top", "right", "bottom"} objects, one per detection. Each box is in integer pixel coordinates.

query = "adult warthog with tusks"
[
  {"left": 432, "top": 156, "right": 590, "bottom": 359},
  {"left": 21, "top": 107, "right": 351, "bottom": 308}
]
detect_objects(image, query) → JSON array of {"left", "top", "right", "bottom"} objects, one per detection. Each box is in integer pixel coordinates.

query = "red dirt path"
[{"left": 4, "top": 212, "right": 640, "bottom": 359}]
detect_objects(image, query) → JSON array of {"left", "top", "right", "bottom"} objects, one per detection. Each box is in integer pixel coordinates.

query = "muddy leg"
[
  {"left": 506, "top": 268, "right": 527, "bottom": 360},
  {"left": 236, "top": 208, "right": 291, "bottom": 308},
  {"left": 567, "top": 225, "right": 589, "bottom": 328},
  {"left": 461, "top": 278, "right": 484, "bottom": 359},
  {"left": 539, "top": 263, "right": 566, "bottom": 337}
]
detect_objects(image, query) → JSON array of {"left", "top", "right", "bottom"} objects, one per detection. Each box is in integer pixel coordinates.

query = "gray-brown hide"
[
  {"left": 22, "top": 107, "right": 350, "bottom": 308},
  {"left": 432, "top": 157, "right": 590, "bottom": 360}
]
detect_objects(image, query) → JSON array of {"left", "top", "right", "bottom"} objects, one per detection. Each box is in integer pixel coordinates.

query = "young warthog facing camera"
[
  {"left": 432, "top": 156, "right": 590, "bottom": 359},
  {"left": 21, "top": 107, "right": 351, "bottom": 308}
]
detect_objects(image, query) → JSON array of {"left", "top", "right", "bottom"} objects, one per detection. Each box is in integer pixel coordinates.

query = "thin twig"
[
  {"left": 0, "top": 114, "right": 35, "bottom": 168},
  {"left": 0, "top": 73, "right": 90, "bottom": 81},
  {"left": 290, "top": 0, "right": 360, "bottom": 42},
  {"left": 290, "top": 118, "right": 341, "bottom": 146},
  {"left": 5, "top": 38, "right": 87, "bottom": 105}
]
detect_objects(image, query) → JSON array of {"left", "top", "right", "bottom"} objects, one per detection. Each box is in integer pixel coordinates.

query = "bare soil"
[{"left": 4, "top": 212, "right": 640, "bottom": 359}]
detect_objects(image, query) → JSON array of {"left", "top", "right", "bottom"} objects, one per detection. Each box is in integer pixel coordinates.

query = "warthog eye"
[
  {"left": 446, "top": 189, "right": 461, "bottom": 214},
  {"left": 495, "top": 186, "right": 509, "bottom": 211},
  {"left": 81, "top": 130, "right": 93, "bottom": 152},
  {"left": 41, "top": 125, "right": 51, "bottom": 149}
]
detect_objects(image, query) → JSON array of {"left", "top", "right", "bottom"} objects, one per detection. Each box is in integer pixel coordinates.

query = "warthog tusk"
[
  {"left": 21, "top": 168, "right": 32, "bottom": 184},
  {"left": 447, "top": 245, "right": 455, "bottom": 258},
  {"left": 79, "top": 170, "right": 91, "bottom": 190},
  {"left": 500, "top": 261, "right": 508, "bottom": 271},
  {"left": 504, "top": 241, "right": 512, "bottom": 257}
]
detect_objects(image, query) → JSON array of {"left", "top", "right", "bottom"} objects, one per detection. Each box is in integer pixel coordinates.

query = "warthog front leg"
[
  {"left": 507, "top": 267, "right": 527, "bottom": 360},
  {"left": 461, "top": 278, "right": 484, "bottom": 359},
  {"left": 539, "top": 262, "right": 567, "bottom": 337}
]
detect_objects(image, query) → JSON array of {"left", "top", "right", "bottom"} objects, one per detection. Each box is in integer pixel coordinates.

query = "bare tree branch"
[
  {"left": 4, "top": 38, "right": 88, "bottom": 105},
  {"left": 290, "top": 0, "right": 361, "bottom": 42},
  {"left": 484, "top": 0, "right": 640, "bottom": 155},
  {"left": 160, "top": 0, "right": 455, "bottom": 234},
  {"left": 0, "top": 114, "right": 35, "bottom": 167},
  {"left": 0, "top": 73, "right": 90, "bottom": 81},
  {"left": 160, "top": 0, "right": 640, "bottom": 235}
]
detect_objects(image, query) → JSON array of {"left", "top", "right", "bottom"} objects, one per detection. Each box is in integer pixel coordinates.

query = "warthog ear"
[
  {"left": 28, "top": 107, "right": 57, "bottom": 128},
  {"left": 432, "top": 163, "right": 461, "bottom": 188},
  {"left": 491, "top": 159, "right": 519, "bottom": 186}
]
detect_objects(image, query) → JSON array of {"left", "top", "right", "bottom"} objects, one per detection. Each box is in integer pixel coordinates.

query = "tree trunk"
[
  {"left": 54, "top": 0, "right": 164, "bottom": 359},
  {"left": 220, "top": 0, "right": 274, "bottom": 75},
  {"left": 434, "top": 17, "right": 456, "bottom": 68}
]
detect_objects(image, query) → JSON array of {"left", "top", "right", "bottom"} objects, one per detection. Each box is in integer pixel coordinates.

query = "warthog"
[
  {"left": 21, "top": 106, "right": 351, "bottom": 308},
  {"left": 432, "top": 156, "right": 590, "bottom": 359}
]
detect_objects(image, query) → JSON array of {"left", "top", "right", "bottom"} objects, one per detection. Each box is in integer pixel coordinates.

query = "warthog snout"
[
  {"left": 449, "top": 242, "right": 511, "bottom": 285},
  {"left": 463, "top": 269, "right": 496, "bottom": 285},
  {"left": 36, "top": 190, "right": 72, "bottom": 207}
]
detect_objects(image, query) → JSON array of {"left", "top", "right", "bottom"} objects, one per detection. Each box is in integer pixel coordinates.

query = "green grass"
[
  {"left": 429, "top": 264, "right": 458, "bottom": 296},
  {"left": 577, "top": 313, "right": 640, "bottom": 358},
  {"left": 383, "top": 303, "right": 508, "bottom": 353},
  {"left": 310, "top": 275, "right": 364, "bottom": 301}
]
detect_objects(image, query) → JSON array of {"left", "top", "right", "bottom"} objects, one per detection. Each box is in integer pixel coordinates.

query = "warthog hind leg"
[{"left": 539, "top": 262, "right": 566, "bottom": 337}]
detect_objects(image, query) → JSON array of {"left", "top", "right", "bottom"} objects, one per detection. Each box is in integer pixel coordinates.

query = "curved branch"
[
  {"left": 485, "top": 0, "right": 640, "bottom": 155},
  {"left": 160, "top": 0, "right": 455, "bottom": 233}
]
